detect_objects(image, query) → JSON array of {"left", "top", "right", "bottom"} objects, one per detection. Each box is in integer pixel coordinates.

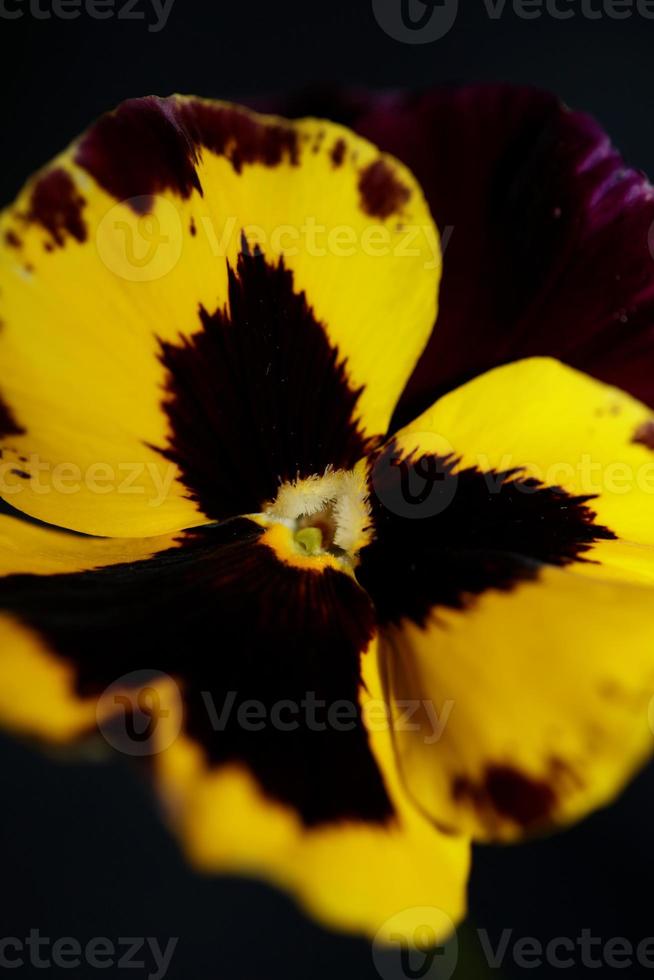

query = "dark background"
[{"left": 2, "top": 2, "right": 654, "bottom": 977}]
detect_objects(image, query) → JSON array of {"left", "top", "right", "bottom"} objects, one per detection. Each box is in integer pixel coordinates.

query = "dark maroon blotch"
[
  {"left": 4, "top": 230, "right": 21, "bottom": 249},
  {"left": 484, "top": 766, "right": 557, "bottom": 827},
  {"left": 452, "top": 765, "right": 557, "bottom": 829},
  {"left": 330, "top": 138, "right": 346, "bottom": 167},
  {"left": 26, "top": 169, "right": 87, "bottom": 248},
  {"left": 75, "top": 97, "right": 299, "bottom": 213},
  {"left": 158, "top": 245, "right": 370, "bottom": 522},
  {"left": 633, "top": 419, "right": 654, "bottom": 449},
  {"left": 358, "top": 159, "right": 411, "bottom": 219},
  {"left": 177, "top": 100, "right": 299, "bottom": 174},
  {"left": 0, "top": 518, "right": 392, "bottom": 828},
  {"left": 359, "top": 443, "right": 615, "bottom": 627},
  {"left": 0, "top": 396, "right": 24, "bottom": 439},
  {"left": 75, "top": 97, "right": 202, "bottom": 214}
]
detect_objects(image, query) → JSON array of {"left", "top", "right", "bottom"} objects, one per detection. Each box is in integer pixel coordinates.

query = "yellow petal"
[
  {"left": 379, "top": 567, "right": 654, "bottom": 841},
  {"left": 360, "top": 358, "right": 654, "bottom": 841},
  {"left": 0, "top": 615, "right": 97, "bottom": 741},
  {"left": 0, "top": 96, "right": 438, "bottom": 536},
  {"left": 156, "top": 641, "right": 470, "bottom": 941},
  {"left": 397, "top": 356, "right": 654, "bottom": 553},
  {"left": 0, "top": 516, "right": 183, "bottom": 739},
  {"left": 0, "top": 512, "right": 467, "bottom": 939},
  {"left": 0, "top": 511, "right": 182, "bottom": 575},
  {"left": 0, "top": 609, "right": 181, "bottom": 750}
]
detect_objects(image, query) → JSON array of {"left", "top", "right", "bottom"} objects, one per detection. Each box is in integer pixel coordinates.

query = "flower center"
[{"left": 264, "top": 466, "right": 372, "bottom": 561}]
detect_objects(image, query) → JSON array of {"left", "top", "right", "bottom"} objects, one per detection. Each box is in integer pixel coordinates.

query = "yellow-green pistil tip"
[{"left": 294, "top": 526, "right": 323, "bottom": 555}]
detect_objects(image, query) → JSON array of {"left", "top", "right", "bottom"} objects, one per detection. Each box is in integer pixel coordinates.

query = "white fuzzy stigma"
[{"left": 266, "top": 465, "right": 372, "bottom": 556}]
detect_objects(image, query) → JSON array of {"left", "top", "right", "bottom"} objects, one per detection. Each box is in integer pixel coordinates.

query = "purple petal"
[{"left": 263, "top": 85, "right": 654, "bottom": 426}]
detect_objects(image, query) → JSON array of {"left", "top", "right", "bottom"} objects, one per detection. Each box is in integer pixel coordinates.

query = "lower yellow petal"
[
  {"left": 0, "top": 616, "right": 96, "bottom": 741},
  {"left": 380, "top": 566, "right": 654, "bottom": 841},
  {"left": 0, "top": 515, "right": 183, "bottom": 738},
  {"left": 156, "top": 642, "right": 471, "bottom": 942}
]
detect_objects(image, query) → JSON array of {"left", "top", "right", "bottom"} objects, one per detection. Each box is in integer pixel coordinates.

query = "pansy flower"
[{"left": 1, "top": 88, "right": 654, "bottom": 944}]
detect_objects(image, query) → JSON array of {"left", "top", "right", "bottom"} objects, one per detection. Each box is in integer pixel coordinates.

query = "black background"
[{"left": 2, "top": 2, "right": 654, "bottom": 977}]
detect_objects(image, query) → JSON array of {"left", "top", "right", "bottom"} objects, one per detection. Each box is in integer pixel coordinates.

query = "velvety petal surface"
[
  {"left": 358, "top": 358, "right": 654, "bottom": 839},
  {"left": 376, "top": 567, "right": 654, "bottom": 842},
  {"left": 157, "top": 640, "right": 471, "bottom": 942},
  {"left": 0, "top": 514, "right": 471, "bottom": 937},
  {"left": 0, "top": 96, "right": 439, "bottom": 535},
  {"left": 0, "top": 513, "right": 182, "bottom": 739},
  {"left": 272, "top": 84, "right": 654, "bottom": 426}
]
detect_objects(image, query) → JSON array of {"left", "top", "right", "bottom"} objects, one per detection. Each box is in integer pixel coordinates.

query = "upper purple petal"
[{"left": 262, "top": 85, "right": 654, "bottom": 427}]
